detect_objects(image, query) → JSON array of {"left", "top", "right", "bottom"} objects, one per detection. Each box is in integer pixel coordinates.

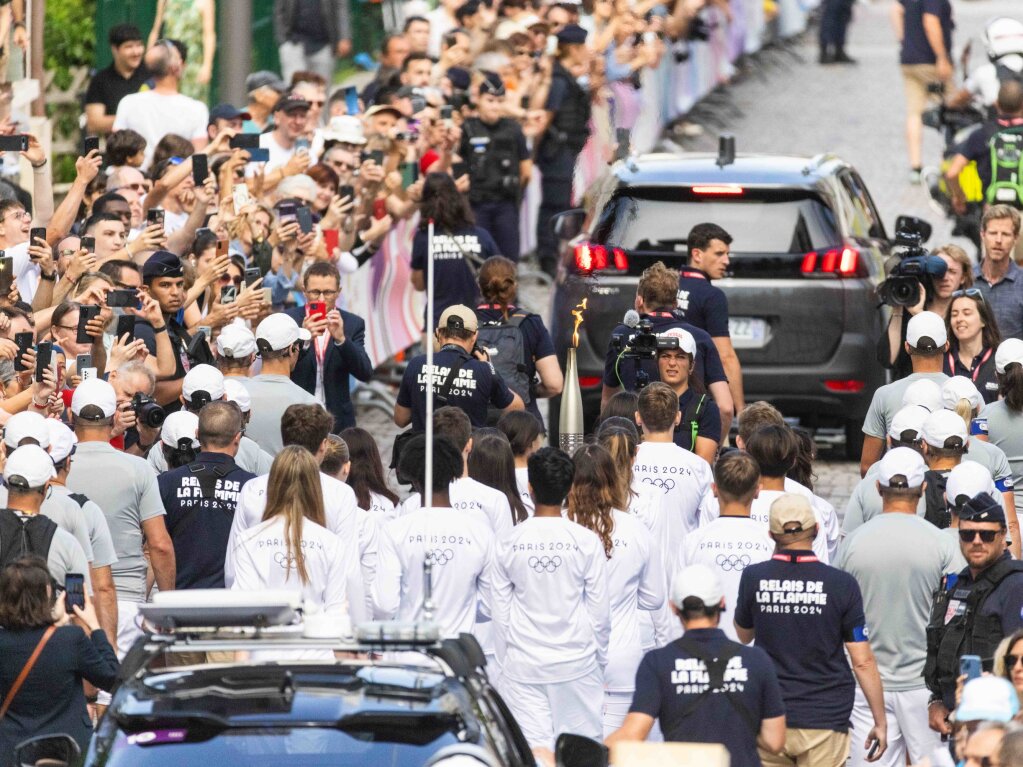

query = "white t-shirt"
[
  {"left": 162, "top": 208, "right": 188, "bottom": 237},
  {"left": 698, "top": 489, "right": 831, "bottom": 563},
  {"left": 2, "top": 241, "right": 39, "bottom": 304},
  {"left": 399, "top": 477, "right": 515, "bottom": 540},
  {"left": 261, "top": 131, "right": 297, "bottom": 174},
  {"left": 631, "top": 441, "right": 713, "bottom": 575},
  {"left": 227, "top": 471, "right": 368, "bottom": 620},
  {"left": 681, "top": 515, "right": 774, "bottom": 641},
  {"left": 605, "top": 509, "right": 667, "bottom": 691},
  {"left": 491, "top": 516, "right": 610, "bottom": 684},
  {"left": 112, "top": 91, "right": 209, "bottom": 169},
  {"left": 365, "top": 491, "right": 397, "bottom": 522},
  {"left": 374, "top": 507, "right": 495, "bottom": 637},
  {"left": 514, "top": 466, "right": 534, "bottom": 517}
]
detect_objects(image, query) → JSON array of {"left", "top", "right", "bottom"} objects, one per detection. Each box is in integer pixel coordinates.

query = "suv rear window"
[{"left": 593, "top": 187, "right": 841, "bottom": 255}]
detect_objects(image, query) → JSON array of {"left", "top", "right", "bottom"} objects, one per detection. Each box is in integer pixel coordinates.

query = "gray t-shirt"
[
  {"left": 49, "top": 484, "right": 118, "bottom": 569},
  {"left": 0, "top": 485, "right": 94, "bottom": 565},
  {"left": 240, "top": 374, "right": 318, "bottom": 456},
  {"left": 66, "top": 441, "right": 166, "bottom": 602},
  {"left": 979, "top": 400, "right": 1023, "bottom": 511},
  {"left": 147, "top": 435, "right": 272, "bottom": 475},
  {"left": 861, "top": 372, "right": 950, "bottom": 439},
  {"left": 836, "top": 512, "right": 959, "bottom": 690}
]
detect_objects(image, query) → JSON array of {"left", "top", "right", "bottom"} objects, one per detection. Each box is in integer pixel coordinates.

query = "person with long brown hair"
[
  {"left": 227, "top": 446, "right": 349, "bottom": 619},
  {"left": 468, "top": 431, "right": 529, "bottom": 525},
  {"left": 498, "top": 409, "right": 543, "bottom": 514},
  {"left": 339, "top": 426, "right": 399, "bottom": 519},
  {"left": 566, "top": 443, "right": 667, "bottom": 738},
  {"left": 943, "top": 290, "right": 1002, "bottom": 403},
  {"left": 475, "top": 255, "right": 563, "bottom": 429}
]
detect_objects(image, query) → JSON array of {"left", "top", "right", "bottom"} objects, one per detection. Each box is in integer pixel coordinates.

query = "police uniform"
[
  {"left": 536, "top": 25, "right": 591, "bottom": 275},
  {"left": 157, "top": 451, "right": 256, "bottom": 589},
  {"left": 460, "top": 113, "right": 529, "bottom": 261},
  {"left": 925, "top": 492, "right": 1023, "bottom": 709}
]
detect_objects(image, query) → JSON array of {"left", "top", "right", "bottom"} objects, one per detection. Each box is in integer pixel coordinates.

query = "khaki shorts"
[
  {"left": 902, "top": 64, "right": 942, "bottom": 117},
  {"left": 760, "top": 728, "right": 851, "bottom": 767}
]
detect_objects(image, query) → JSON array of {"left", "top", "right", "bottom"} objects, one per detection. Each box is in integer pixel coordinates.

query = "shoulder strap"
[
  {"left": 443, "top": 229, "right": 486, "bottom": 274},
  {"left": 438, "top": 354, "right": 468, "bottom": 402},
  {"left": 669, "top": 637, "right": 760, "bottom": 737},
  {"left": 0, "top": 625, "right": 56, "bottom": 719}
]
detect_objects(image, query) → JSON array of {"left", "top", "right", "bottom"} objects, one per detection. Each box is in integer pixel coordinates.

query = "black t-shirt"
[
  {"left": 673, "top": 387, "right": 722, "bottom": 451},
  {"left": 677, "top": 268, "right": 730, "bottom": 338},
  {"left": 631, "top": 628, "right": 784, "bottom": 767},
  {"left": 602, "top": 312, "right": 728, "bottom": 391},
  {"left": 899, "top": 0, "right": 954, "bottom": 65},
  {"left": 944, "top": 343, "right": 999, "bottom": 403},
  {"left": 83, "top": 63, "right": 150, "bottom": 116},
  {"left": 410, "top": 227, "right": 500, "bottom": 325},
  {"left": 734, "top": 551, "right": 868, "bottom": 732},
  {"left": 952, "top": 118, "right": 1023, "bottom": 191},
  {"left": 476, "top": 305, "right": 555, "bottom": 425},
  {"left": 157, "top": 452, "right": 256, "bottom": 589},
  {"left": 397, "top": 345, "right": 515, "bottom": 431},
  {"left": 135, "top": 316, "right": 190, "bottom": 380}
]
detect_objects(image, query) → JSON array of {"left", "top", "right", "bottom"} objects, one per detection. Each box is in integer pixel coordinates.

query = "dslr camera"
[
  {"left": 132, "top": 393, "right": 166, "bottom": 429},
  {"left": 878, "top": 216, "right": 947, "bottom": 308}
]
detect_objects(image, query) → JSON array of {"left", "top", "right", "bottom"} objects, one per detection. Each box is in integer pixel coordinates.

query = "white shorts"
[
  {"left": 97, "top": 600, "right": 143, "bottom": 706},
  {"left": 848, "top": 686, "right": 941, "bottom": 767},
  {"left": 499, "top": 668, "right": 604, "bottom": 751}
]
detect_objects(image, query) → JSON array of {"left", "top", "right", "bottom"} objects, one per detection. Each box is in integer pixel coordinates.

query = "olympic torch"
[{"left": 559, "top": 298, "right": 587, "bottom": 454}]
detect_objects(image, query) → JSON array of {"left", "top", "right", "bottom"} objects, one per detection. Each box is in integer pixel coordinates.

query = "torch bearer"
[{"left": 559, "top": 298, "right": 587, "bottom": 454}]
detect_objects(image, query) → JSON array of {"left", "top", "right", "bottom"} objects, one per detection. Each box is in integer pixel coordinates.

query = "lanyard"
[
  {"left": 313, "top": 333, "right": 329, "bottom": 367},
  {"left": 948, "top": 347, "right": 992, "bottom": 382},
  {"left": 680, "top": 269, "right": 707, "bottom": 281}
]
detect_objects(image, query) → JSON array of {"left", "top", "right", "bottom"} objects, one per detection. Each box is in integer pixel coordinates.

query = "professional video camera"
[
  {"left": 610, "top": 316, "right": 681, "bottom": 388},
  {"left": 878, "top": 216, "right": 947, "bottom": 308}
]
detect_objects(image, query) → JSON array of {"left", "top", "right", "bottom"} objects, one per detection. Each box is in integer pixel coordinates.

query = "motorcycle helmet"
[{"left": 983, "top": 17, "right": 1023, "bottom": 62}]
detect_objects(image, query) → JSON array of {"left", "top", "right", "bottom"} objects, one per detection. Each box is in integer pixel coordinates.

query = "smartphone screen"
[
  {"left": 452, "top": 162, "right": 468, "bottom": 179},
  {"left": 13, "top": 331, "right": 31, "bottom": 372},
  {"left": 0, "top": 256, "right": 13, "bottom": 296},
  {"left": 105, "top": 288, "right": 139, "bottom": 308},
  {"left": 246, "top": 148, "right": 269, "bottom": 163},
  {"left": 440, "top": 105, "right": 453, "bottom": 121},
  {"left": 34, "top": 341, "right": 51, "bottom": 383},
  {"left": 369, "top": 150, "right": 384, "bottom": 166},
  {"left": 116, "top": 314, "right": 136, "bottom": 342},
  {"left": 64, "top": 573, "right": 85, "bottom": 612},
  {"left": 373, "top": 198, "right": 387, "bottom": 220},
  {"left": 192, "top": 153, "right": 209, "bottom": 186},
  {"left": 296, "top": 206, "right": 313, "bottom": 234},
  {"left": 322, "top": 229, "right": 339, "bottom": 254},
  {"left": 80, "top": 236, "right": 95, "bottom": 254},
  {"left": 344, "top": 86, "right": 359, "bottom": 115},
  {"left": 76, "top": 305, "right": 100, "bottom": 344},
  {"left": 0, "top": 135, "right": 28, "bottom": 152},
  {"left": 220, "top": 285, "right": 237, "bottom": 304},
  {"left": 278, "top": 202, "right": 297, "bottom": 223},
  {"left": 307, "top": 302, "right": 327, "bottom": 320},
  {"left": 147, "top": 209, "right": 165, "bottom": 228},
  {"left": 400, "top": 163, "right": 418, "bottom": 188},
  {"left": 229, "top": 134, "right": 260, "bottom": 149},
  {"left": 295, "top": 137, "right": 311, "bottom": 152},
  {"left": 338, "top": 184, "right": 355, "bottom": 201},
  {"left": 82, "top": 136, "right": 100, "bottom": 156},
  {"left": 232, "top": 183, "right": 251, "bottom": 209},
  {"left": 244, "top": 267, "right": 261, "bottom": 287}
]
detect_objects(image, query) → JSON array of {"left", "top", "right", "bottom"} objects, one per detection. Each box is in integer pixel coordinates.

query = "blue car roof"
[{"left": 612, "top": 153, "right": 847, "bottom": 188}]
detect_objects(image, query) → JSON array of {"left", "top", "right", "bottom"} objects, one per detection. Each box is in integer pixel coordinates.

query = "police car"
[
  {"left": 24, "top": 591, "right": 606, "bottom": 767},
  {"left": 549, "top": 148, "right": 905, "bottom": 457}
]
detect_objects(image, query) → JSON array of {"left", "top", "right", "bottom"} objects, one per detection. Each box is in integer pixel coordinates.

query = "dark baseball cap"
[
  {"left": 142, "top": 250, "right": 184, "bottom": 282},
  {"left": 246, "top": 70, "right": 286, "bottom": 94},
  {"left": 208, "top": 103, "right": 252, "bottom": 125},
  {"left": 556, "top": 24, "right": 588, "bottom": 45},
  {"left": 273, "top": 92, "right": 312, "bottom": 113}
]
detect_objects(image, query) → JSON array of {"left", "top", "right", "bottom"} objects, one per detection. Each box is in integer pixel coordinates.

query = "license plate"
[{"left": 729, "top": 317, "right": 768, "bottom": 349}]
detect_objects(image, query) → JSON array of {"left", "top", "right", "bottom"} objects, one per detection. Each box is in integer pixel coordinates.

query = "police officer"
[
  {"left": 925, "top": 491, "right": 1023, "bottom": 736},
  {"left": 395, "top": 305, "right": 524, "bottom": 431},
  {"left": 535, "top": 23, "right": 591, "bottom": 276},
  {"left": 460, "top": 73, "right": 531, "bottom": 261},
  {"left": 157, "top": 401, "right": 256, "bottom": 590}
]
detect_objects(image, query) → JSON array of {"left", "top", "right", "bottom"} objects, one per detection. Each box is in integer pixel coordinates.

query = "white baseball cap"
[
  {"left": 921, "top": 409, "right": 968, "bottom": 450},
  {"left": 160, "top": 411, "right": 199, "bottom": 449},
  {"left": 658, "top": 327, "right": 697, "bottom": 356},
  {"left": 906, "top": 311, "right": 947, "bottom": 351},
  {"left": 995, "top": 337, "right": 1023, "bottom": 374},
  {"left": 255, "top": 313, "right": 310, "bottom": 353},
  {"left": 888, "top": 404, "right": 930, "bottom": 442},
  {"left": 3, "top": 411, "right": 50, "bottom": 449},
  {"left": 956, "top": 676, "right": 1020, "bottom": 723},
  {"left": 45, "top": 420, "right": 78, "bottom": 464},
  {"left": 182, "top": 364, "right": 225, "bottom": 404},
  {"left": 669, "top": 564, "right": 724, "bottom": 609},
  {"left": 941, "top": 376, "right": 983, "bottom": 412},
  {"left": 901, "top": 378, "right": 943, "bottom": 412},
  {"left": 223, "top": 378, "right": 251, "bottom": 413},
  {"left": 877, "top": 445, "right": 927, "bottom": 489},
  {"left": 945, "top": 461, "right": 996, "bottom": 510},
  {"left": 216, "top": 321, "right": 257, "bottom": 359},
  {"left": 4, "top": 444, "right": 56, "bottom": 490},
  {"left": 321, "top": 115, "right": 366, "bottom": 145},
  {"left": 71, "top": 378, "right": 118, "bottom": 420}
]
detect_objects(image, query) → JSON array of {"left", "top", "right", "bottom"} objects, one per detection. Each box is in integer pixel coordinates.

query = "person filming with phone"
[{"left": 925, "top": 492, "right": 1023, "bottom": 737}]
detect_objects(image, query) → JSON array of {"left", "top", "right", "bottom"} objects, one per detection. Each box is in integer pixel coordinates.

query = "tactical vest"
[
  {"left": 925, "top": 556, "right": 1023, "bottom": 705},
  {"left": 464, "top": 117, "right": 523, "bottom": 205},
  {"left": 541, "top": 61, "right": 591, "bottom": 157}
]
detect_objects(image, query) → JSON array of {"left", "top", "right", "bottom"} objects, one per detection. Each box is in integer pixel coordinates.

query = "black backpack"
[
  {"left": 477, "top": 312, "right": 533, "bottom": 405},
  {"left": 0, "top": 507, "right": 58, "bottom": 568},
  {"left": 923, "top": 469, "right": 952, "bottom": 529}
]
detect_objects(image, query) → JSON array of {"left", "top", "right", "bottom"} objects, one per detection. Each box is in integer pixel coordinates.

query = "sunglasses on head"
[
  {"left": 958, "top": 529, "right": 1001, "bottom": 543},
  {"left": 951, "top": 288, "right": 985, "bottom": 302}
]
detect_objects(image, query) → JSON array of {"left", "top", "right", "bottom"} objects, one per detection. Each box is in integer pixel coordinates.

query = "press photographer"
[{"left": 877, "top": 217, "right": 970, "bottom": 380}]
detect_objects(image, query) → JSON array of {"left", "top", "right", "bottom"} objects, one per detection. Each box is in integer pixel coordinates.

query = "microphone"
[{"left": 623, "top": 309, "right": 640, "bottom": 328}]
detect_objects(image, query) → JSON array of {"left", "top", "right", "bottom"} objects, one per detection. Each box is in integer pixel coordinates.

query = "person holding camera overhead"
[{"left": 394, "top": 305, "right": 524, "bottom": 432}]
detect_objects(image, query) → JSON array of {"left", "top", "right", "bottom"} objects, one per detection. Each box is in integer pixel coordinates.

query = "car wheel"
[{"left": 844, "top": 420, "right": 865, "bottom": 462}]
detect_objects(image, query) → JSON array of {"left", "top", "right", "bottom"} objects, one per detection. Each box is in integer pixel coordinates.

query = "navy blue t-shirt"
[
  {"left": 157, "top": 452, "right": 256, "bottom": 589},
  {"left": 673, "top": 387, "right": 722, "bottom": 451},
  {"left": 397, "top": 345, "right": 515, "bottom": 431},
  {"left": 602, "top": 313, "right": 728, "bottom": 391},
  {"left": 677, "top": 268, "right": 730, "bottom": 338},
  {"left": 734, "top": 551, "right": 868, "bottom": 732},
  {"left": 410, "top": 227, "right": 500, "bottom": 325},
  {"left": 631, "top": 628, "right": 784, "bottom": 767},
  {"left": 899, "top": 0, "right": 954, "bottom": 65}
]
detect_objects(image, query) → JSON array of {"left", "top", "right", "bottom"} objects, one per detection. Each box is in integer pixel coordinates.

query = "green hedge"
[{"left": 45, "top": 0, "right": 97, "bottom": 182}]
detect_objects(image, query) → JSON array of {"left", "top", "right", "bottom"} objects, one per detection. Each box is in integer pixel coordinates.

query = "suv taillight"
[
  {"left": 574, "top": 242, "right": 628, "bottom": 273},
  {"left": 800, "top": 247, "right": 860, "bottom": 277}
]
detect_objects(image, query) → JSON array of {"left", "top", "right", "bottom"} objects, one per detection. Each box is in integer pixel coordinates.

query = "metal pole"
[
  {"left": 424, "top": 219, "right": 435, "bottom": 505},
  {"left": 217, "top": 0, "right": 251, "bottom": 107},
  {"left": 29, "top": 0, "right": 44, "bottom": 118}
]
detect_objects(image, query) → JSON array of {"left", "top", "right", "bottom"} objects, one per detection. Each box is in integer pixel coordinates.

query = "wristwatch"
[{"left": 39, "top": 271, "right": 56, "bottom": 281}]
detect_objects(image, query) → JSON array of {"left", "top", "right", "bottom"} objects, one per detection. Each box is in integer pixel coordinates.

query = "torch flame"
[{"left": 571, "top": 298, "right": 588, "bottom": 348}]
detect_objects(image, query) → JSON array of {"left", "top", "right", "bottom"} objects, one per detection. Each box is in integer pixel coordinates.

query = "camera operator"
[
  {"left": 107, "top": 360, "right": 162, "bottom": 456},
  {"left": 601, "top": 261, "right": 733, "bottom": 436},
  {"left": 394, "top": 305, "right": 524, "bottom": 431}
]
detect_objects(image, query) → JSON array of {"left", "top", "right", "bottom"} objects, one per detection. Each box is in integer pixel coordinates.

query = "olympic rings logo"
[
  {"left": 715, "top": 554, "right": 751, "bottom": 571},
  {"left": 427, "top": 548, "right": 455, "bottom": 566},
  {"left": 642, "top": 477, "right": 676, "bottom": 493},
  {"left": 528, "top": 555, "right": 562, "bottom": 573},
  {"left": 274, "top": 551, "right": 299, "bottom": 570}
]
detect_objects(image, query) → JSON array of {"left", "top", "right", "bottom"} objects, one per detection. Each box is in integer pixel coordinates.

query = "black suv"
[{"left": 550, "top": 151, "right": 898, "bottom": 456}]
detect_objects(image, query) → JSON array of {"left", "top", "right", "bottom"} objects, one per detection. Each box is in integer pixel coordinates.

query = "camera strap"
[{"left": 440, "top": 229, "right": 486, "bottom": 275}]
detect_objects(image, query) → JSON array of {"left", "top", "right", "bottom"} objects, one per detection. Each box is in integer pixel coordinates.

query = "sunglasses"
[
  {"left": 958, "top": 529, "right": 1001, "bottom": 543},
  {"left": 952, "top": 288, "right": 985, "bottom": 302},
  {"left": 1005, "top": 653, "right": 1023, "bottom": 669}
]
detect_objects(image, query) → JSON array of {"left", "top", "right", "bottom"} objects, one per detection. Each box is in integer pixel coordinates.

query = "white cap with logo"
[
  {"left": 658, "top": 327, "right": 697, "bottom": 356},
  {"left": 669, "top": 564, "right": 724, "bottom": 609},
  {"left": 3, "top": 411, "right": 50, "bottom": 449},
  {"left": 877, "top": 446, "right": 927, "bottom": 489},
  {"left": 3, "top": 444, "right": 56, "bottom": 490},
  {"left": 906, "top": 311, "right": 947, "bottom": 351}
]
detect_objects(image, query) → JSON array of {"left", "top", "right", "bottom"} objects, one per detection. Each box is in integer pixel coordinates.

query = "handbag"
[{"left": 0, "top": 624, "right": 56, "bottom": 718}]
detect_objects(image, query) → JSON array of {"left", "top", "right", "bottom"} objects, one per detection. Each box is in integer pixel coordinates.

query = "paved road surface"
[{"left": 359, "top": 0, "right": 1019, "bottom": 516}]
